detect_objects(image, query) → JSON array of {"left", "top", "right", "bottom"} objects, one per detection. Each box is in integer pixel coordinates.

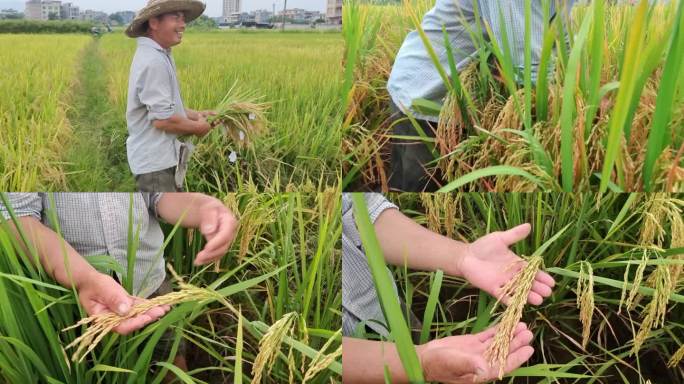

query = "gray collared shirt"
[
  {"left": 0, "top": 193, "right": 166, "bottom": 298},
  {"left": 342, "top": 193, "right": 399, "bottom": 338},
  {"left": 126, "top": 37, "right": 187, "bottom": 175},
  {"left": 387, "top": 0, "right": 576, "bottom": 122}
]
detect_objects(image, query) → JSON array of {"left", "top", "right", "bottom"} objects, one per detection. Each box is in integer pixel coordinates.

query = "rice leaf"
[
  {"left": 438, "top": 166, "right": 546, "bottom": 192},
  {"left": 351, "top": 194, "right": 424, "bottom": 383}
]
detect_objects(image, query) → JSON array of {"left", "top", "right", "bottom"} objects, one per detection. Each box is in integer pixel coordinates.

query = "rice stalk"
[
  {"left": 250, "top": 311, "right": 298, "bottom": 384},
  {"left": 620, "top": 249, "right": 648, "bottom": 314},
  {"left": 484, "top": 255, "right": 543, "bottom": 380},
  {"left": 668, "top": 343, "right": 684, "bottom": 368},
  {"left": 631, "top": 264, "right": 672, "bottom": 354},
  {"left": 577, "top": 261, "right": 595, "bottom": 349},
  {"left": 302, "top": 330, "right": 342, "bottom": 384}
]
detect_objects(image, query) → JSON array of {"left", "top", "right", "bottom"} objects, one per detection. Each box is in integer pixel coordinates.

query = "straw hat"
[{"left": 125, "top": 0, "right": 206, "bottom": 38}]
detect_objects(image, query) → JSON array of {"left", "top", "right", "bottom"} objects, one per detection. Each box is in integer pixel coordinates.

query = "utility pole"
[{"left": 282, "top": 0, "right": 287, "bottom": 31}]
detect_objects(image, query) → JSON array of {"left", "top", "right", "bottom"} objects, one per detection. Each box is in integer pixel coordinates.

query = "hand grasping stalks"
[
  {"left": 484, "top": 255, "right": 543, "bottom": 380},
  {"left": 63, "top": 265, "right": 227, "bottom": 363},
  {"left": 206, "top": 82, "right": 270, "bottom": 146}
]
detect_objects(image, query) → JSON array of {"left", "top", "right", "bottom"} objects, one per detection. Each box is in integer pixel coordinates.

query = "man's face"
[{"left": 149, "top": 11, "right": 186, "bottom": 48}]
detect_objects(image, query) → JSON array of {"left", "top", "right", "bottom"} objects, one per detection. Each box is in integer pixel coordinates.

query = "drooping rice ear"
[
  {"left": 485, "top": 255, "right": 543, "bottom": 380},
  {"left": 577, "top": 261, "right": 594, "bottom": 349}
]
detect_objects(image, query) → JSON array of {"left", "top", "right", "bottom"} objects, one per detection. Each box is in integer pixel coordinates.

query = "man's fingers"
[
  {"left": 113, "top": 314, "right": 153, "bottom": 335},
  {"left": 477, "top": 325, "right": 498, "bottom": 342},
  {"left": 535, "top": 270, "right": 555, "bottom": 287},
  {"left": 508, "top": 329, "right": 533, "bottom": 353},
  {"left": 102, "top": 286, "right": 133, "bottom": 316},
  {"left": 531, "top": 280, "right": 552, "bottom": 298},
  {"left": 527, "top": 291, "right": 544, "bottom": 306},
  {"left": 499, "top": 223, "right": 531, "bottom": 246},
  {"left": 504, "top": 346, "right": 534, "bottom": 373},
  {"left": 201, "top": 207, "right": 219, "bottom": 236},
  {"left": 196, "top": 213, "right": 238, "bottom": 265},
  {"left": 478, "top": 322, "right": 526, "bottom": 343},
  {"left": 498, "top": 293, "right": 512, "bottom": 306}
]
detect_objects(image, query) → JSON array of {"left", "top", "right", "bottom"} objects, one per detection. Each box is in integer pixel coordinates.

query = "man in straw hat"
[{"left": 126, "top": 0, "right": 217, "bottom": 192}]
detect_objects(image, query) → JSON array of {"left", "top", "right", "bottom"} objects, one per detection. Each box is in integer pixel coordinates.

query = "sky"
[{"left": 0, "top": 0, "right": 327, "bottom": 15}]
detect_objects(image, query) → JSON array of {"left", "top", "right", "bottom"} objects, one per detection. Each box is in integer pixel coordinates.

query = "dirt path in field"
[{"left": 64, "top": 39, "right": 135, "bottom": 191}]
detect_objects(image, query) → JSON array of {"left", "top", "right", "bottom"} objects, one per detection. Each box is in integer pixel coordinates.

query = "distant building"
[
  {"left": 25, "top": 0, "right": 83, "bottom": 21},
  {"left": 60, "top": 2, "right": 79, "bottom": 20},
  {"left": 80, "top": 9, "right": 107, "bottom": 22},
  {"left": 25, "top": 0, "right": 42, "bottom": 19},
  {"left": 223, "top": 0, "right": 240, "bottom": 22},
  {"left": 253, "top": 9, "right": 273, "bottom": 24},
  {"left": 225, "top": 12, "right": 241, "bottom": 24},
  {"left": 25, "top": 0, "right": 61, "bottom": 20},
  {"left": 42, "top": 1, "right": 61, "bottom": 19},
  {"left": 278, "top": 8, "right": 321, "bottom": 23},
  {"left": 327, "top": 0, "right": 342, "bottom": 24}
]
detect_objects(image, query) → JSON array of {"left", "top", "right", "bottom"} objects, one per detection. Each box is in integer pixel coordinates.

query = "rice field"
[
  {"left": 0, "top": 30, "right": 343, "bottom": 192},
  {"left": 350, "top": 192, "right": 684, "bottom": 382},
  {"left": 343, "top": 0, "right": 684, "bottom": 192},
  {"left": 0, "top": 34, "right": 91, "bottom": 191},
  {"left": 0, "top": 190, "right": 341, "bottom": 383}
]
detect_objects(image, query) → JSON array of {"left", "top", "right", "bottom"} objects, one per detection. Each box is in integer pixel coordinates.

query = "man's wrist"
[
  {"left": 445, "top": 239, "right": 470, "bottom": 278},
  {"left": 74, "top": 268, "right": 101, "bottom": 291}
]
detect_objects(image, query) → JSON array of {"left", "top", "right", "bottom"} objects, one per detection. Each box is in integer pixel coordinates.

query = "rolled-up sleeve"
[
  {"left": 0, "top": 193, "right": 43, "bottom": 221},
  {"left": 342, "top": 193, "right": 398, "bottom": 248},
  {"left": 137, "top": 59, "right": 176, "bottom": 121},
  {"left": 147, "top": 192, "right": 164, "bottom": 219}
]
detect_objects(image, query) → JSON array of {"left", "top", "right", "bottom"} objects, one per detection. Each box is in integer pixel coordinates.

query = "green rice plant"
[
  {"left": 361, "top": 192, "right": 684, "bottom": 382},
  {"left": 0, "top": 191, "right": 341, "bottom": 383},
  {"left": 344, "top": 0, "right": 684, "bottom": 192}
]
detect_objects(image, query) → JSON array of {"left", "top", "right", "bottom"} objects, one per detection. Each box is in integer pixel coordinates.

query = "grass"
[
  {"left": 353, "top": 192, "right": 684, "bottom": 382},
  {"left": 0, "top": 34, "right": 91, "bottom": 190},
  {"left": 343, "top": 0, "right": 684, "bottom": 192},
  {"left": 1, "top": 30, "right": 343, "bottom": 192},
  {"left": 0, "top": 191, "right": 341, "bottom": 383}
]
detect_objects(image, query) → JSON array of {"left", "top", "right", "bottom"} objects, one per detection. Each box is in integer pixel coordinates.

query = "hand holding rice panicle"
[{"left": 206, "top": 82, "right": 270, "bottom": 146}]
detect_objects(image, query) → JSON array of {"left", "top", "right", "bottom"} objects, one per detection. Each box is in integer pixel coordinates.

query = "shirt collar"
[{"left": 136, "top": 36, "right": 172, "bottom": 55}]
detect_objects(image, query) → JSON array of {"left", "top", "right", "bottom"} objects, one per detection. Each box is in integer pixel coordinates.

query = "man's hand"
[
  {"left": 457, "top": 223, "right": 555, "bottom": 306},
  {"left": 199, "top": 110, "right": 217, "bottom": 119},
  {"left": 418, "top": 322, "right": 534, "bottom": 384},
  {"left": 194, "top": 199, "right": 239, "bottom": 266},
  {"left": 193, "top": 116, "right": 214, "bottom": 137},
  {"left": 77, "top": 271, "right": 170, "bottom": 335}
]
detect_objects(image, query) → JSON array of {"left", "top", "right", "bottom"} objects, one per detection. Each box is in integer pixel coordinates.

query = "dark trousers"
[
  {"left": 388, "top": 102, "right": 441, "bottom": 192},
  {"left": 135, "top": 166, "right": 183, "bottom": 192}
]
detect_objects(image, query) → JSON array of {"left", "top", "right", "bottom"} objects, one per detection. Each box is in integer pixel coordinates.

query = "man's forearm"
[
  {"left": 343, "top": 337, "right": 416, "bottom": 384},
  {"left": 373, "top": 209, "right": 467, "bottom": 277},
  {"left": 153, "top": 114, "right": 206, "bottom": 135},
  {"left": 156, "top": 193, "right": 219, "bottom": 228},
  {"left": 8, "top": 217, "right": 99, "bottom": 289}
]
